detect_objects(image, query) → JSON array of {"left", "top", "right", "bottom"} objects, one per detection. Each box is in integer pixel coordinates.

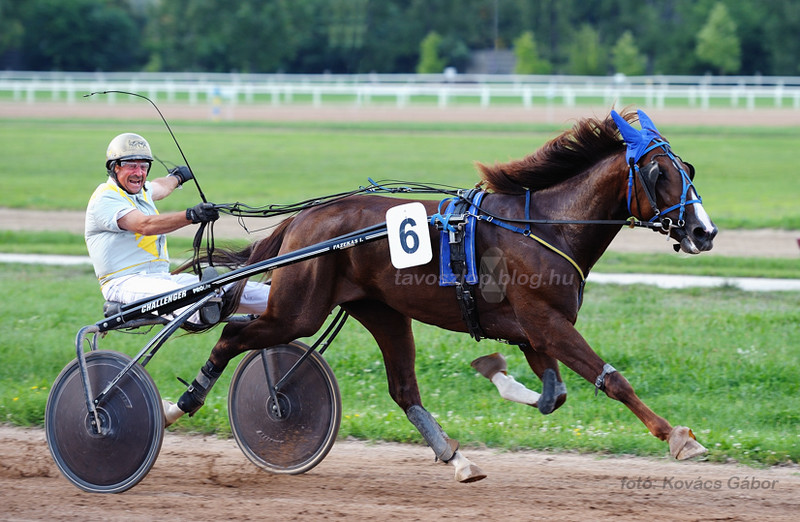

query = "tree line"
[{"left": 2, "top": 0, "right": 799, "bottom": 76}]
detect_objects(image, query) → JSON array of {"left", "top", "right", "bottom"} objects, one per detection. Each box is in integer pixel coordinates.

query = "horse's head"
[{"left": 612, "top": 110, "right": 717, "bottom": 254}]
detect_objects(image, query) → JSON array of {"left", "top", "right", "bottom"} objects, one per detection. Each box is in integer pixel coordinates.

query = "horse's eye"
[{"left": 641, "top": 161, "right": 661, "bottom": 182}]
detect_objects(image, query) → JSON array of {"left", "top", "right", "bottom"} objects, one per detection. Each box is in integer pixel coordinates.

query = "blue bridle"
[{"left": 613, "top": 110, "right": 703, "bottom": 229}]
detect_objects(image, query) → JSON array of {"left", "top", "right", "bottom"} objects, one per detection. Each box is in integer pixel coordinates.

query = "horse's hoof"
[
  {"left": 455, "top": 463, "right": 487, "bottom": 483},
  {"left": 668, "top": 426, "right": 708, "bottom": 460},
  {"left": 471, "top": 353, "right": 507, "bottom": 379},
  {"left": 449, "top": 451, "right": 487, "bottom": 483}
]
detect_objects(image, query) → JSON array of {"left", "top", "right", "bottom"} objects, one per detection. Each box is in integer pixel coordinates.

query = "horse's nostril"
[
  {"left": 693, "top": 226, "right": 717, "bottom": 243},
  {"left": 693, "top": 227, "right": 707, "bottom": 240}
]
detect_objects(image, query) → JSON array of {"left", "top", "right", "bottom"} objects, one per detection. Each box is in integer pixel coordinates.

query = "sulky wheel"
[
  {"left": 228, "top": 341, "right": 341, "bottom": 475},
  {"left": 45, "top": 350, "right": 164, "bottom": 493}
]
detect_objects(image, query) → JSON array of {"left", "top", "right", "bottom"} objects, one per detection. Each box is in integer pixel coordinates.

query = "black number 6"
[{"left": 399, "top": 217, "right": 419, "bottom": 254}]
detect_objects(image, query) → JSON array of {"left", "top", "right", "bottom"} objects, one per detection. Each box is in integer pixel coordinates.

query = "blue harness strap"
[
  {"left": 431, "top": 190, "right": 486, "bottom": 340},
  {"left": 613, "top": 110, "right": 704, "bottom": 227},
  {"left": 434, "top": 191, "right": 485, "bottom": 286}
]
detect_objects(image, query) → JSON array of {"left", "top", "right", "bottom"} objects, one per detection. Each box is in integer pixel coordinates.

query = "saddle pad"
[{"left": 438, "top": 191, "right": 484, "bottom": 286}]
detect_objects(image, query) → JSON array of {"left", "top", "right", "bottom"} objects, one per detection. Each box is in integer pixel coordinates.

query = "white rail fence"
[{"left": 2, "top": 71, "right": 800, "bottom": 110}]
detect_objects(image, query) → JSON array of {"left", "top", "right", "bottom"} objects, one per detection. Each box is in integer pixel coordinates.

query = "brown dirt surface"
[
  {"left": 3, "top": 99, "right": 800, "bottom": 126},
  {"left": 2, "top": 425, "right": 799, "bottom": 521}
]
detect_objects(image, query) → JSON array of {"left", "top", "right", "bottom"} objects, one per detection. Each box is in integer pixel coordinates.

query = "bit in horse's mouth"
[{"left": 680, "top": 236, "right": 702, "bottom": 254}]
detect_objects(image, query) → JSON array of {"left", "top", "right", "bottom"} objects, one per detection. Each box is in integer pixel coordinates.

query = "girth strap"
[{"left": 448, "top": 190, "right": 485, "bottom": 341}]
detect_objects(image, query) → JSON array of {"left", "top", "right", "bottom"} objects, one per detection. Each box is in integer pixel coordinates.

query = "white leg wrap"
[
  {"left": 491, "top": 373, "right": 542, "bottom": 406},
  {"left": 162, "top": 399, "right": 185, "bottom": 427}
]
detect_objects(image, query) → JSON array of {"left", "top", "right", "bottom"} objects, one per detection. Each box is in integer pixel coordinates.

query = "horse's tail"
[
  {"left": 175, "top": 217, "right": 295, "bottom": 320},
  {"left": 217, "top": 217, "right": 294, "bottom": 318}
]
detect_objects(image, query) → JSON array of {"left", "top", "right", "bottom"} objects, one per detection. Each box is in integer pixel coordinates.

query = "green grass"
[
  {"left": 594, "top": 251, "right": 800, "bottom": 279},
  {"left": 0, "top": 263, "right": 798, "bottom": 466},
  {"left": 2, "top": 118, "right": 800, "bottom": 230}
]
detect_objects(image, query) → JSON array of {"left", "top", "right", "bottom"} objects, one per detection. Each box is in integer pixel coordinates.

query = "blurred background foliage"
[{"left": 2, "top": 0, "right": 799, "bottom": 76}]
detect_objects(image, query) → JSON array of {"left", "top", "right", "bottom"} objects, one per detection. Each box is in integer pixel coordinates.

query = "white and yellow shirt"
[{"left": 85, "top": 178, "right": 170, "bottom": 287}]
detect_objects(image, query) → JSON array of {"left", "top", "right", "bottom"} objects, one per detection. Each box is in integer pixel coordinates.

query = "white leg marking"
[
  {"left": 491, "top": 373, "right": 542, "bottom": 406},
  {"left": 162, "top": 399, "right": 185, "bottom": 427}
]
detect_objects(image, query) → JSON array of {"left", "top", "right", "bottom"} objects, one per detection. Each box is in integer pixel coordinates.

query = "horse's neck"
[{"left": 531, "top": 157, "right": 629, "bottom": 273}]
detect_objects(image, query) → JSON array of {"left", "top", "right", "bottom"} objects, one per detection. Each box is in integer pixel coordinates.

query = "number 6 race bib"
[{"left": 385, "top": 202, "right": 433, "bottom": 269}]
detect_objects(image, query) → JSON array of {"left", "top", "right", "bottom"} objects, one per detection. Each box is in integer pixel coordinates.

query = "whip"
[{"left": 84, "top": 90, "right": 208, "bottom": 203}]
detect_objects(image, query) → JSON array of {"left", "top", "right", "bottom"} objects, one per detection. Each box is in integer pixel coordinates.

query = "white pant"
[{"left": 102, "top": 272, "right": 269, "bottom": 321}]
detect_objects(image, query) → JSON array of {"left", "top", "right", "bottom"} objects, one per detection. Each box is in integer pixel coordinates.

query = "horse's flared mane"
[{"left": 477, "top": 110, "right": 633, "bottom": 195}]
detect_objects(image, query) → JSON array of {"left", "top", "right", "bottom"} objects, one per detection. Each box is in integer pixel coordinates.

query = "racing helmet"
[{"left": 105, "top": 133, "right": 153, "bottom": 173}]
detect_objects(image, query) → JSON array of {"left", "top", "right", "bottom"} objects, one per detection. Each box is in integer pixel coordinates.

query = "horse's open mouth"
[
  {"left": 679, "top": 236, "right": 702, "bottom": 254},
  {"left": 673, "top": 227, "right": 715, "bottom": 254}
]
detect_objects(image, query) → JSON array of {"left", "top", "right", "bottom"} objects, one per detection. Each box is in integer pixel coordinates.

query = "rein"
[
  {"left": 215, "top": 178, "right": 665, "bottom": 230},
  {"left": 191, "top": 221, "right": 215, "bottom": 276},
  {"left": 432, "top": 190, "right": 589, "bottom": 281},
  {"left": 472, "top": 211, "right": 588, "bottom": 283},
  {"left": 214, "top": 179, "right": 462, "bottom": 223},
  {"left": 196, "top": 176, "right": 667, "bottom": 275},
  {"left": 461, "top": 197, "right": 664, "bottom": 230},
  {"left": 191, "top": 180, "right": 461, "bottom": 273}
]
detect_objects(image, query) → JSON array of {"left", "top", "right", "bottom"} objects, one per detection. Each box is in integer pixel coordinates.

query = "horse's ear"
[
  {"left": 637, "top": 110, "right": 660, "bottom": 135},
  {"left": 611, "top": 110, "right": 642, "bottom": 148}
]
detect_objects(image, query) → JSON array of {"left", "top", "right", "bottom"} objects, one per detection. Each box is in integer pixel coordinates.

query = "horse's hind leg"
[
  {"left": 344, "top": 300, "right": 486, "bottom": 483},
  {"left": 170, "top": 300, "right": 330, "bottom": 423},
  {"left": 169, "top": 319, "right": 269, "bottom": 422}
]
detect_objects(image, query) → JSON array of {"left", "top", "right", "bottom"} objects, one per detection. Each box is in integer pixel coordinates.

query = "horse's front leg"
[
  {"left": 471, "top": 345, "right": 567, "bottom": 414},
  {"left": 518, "top": 344, "right": 568, "bottom": 414},
  {"left": 531, "top": 317, "right": 707, "bottom": 460},
  {"left": 471, "top": 352, "right": 540, "bottom": 404},
  {"left": 602, "top": 369, "right": 707, "bottom": 459}
]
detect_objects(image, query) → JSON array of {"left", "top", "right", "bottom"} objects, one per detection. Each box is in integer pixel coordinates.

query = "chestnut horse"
[{"left": 173, "top": 109, "right": 717, "bottom": 482}]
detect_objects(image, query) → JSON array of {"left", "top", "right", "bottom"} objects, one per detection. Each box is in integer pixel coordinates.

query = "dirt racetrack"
[
  {"left": 3, "top": 99, "right": 800, "bottom": 126},
  {"left": 2, "top": 425, "right": 799, "bottom": 521}
]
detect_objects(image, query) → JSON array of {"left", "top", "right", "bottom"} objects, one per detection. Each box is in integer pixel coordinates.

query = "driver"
[
  {"left": 84, "top": 132, "right": 270, "bottom": 323},
  {"left": 86, "top": 133, "right": 272, "bottom": 426}
]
